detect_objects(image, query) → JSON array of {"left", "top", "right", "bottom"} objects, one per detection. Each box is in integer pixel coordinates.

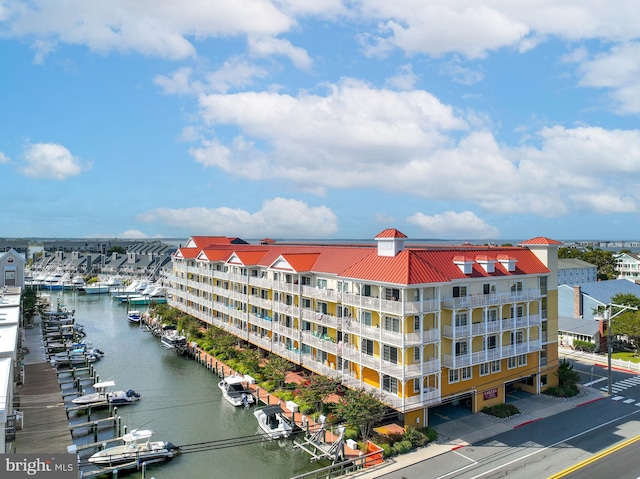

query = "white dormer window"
[
  {"left": 498, "top": 255, "right": 517, "bottom": 271},
  {"left": 453, "top": 256, "right": 474, "bottom": 274},
  {"left": 476, "top": 256, "right": 496, "bottom": 273}
]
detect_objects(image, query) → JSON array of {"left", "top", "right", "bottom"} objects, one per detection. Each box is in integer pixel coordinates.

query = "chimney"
[{"left": 573, "top": 285, "right": 582, "bottom": 318}]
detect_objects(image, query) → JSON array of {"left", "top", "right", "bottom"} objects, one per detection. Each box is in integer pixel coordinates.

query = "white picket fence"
[{"left": 560, "top": 346, "right": 640, "bottom": 373}]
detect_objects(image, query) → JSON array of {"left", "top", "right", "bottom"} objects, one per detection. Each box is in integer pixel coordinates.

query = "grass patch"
[{"left": 612, "top": 352, "right": 640, "bottom": 363}]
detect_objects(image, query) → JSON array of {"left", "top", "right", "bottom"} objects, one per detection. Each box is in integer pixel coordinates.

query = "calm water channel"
[{"left": 53, "top": 290, "right": 322, "bottom": 479}]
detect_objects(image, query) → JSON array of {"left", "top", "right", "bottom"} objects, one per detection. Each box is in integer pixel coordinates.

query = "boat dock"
[
  {"left": 188, "top": 343, "right": 361, "bottom": 461},
  {"left": 11, "top": 312, "right": 118, "bottom": 455}
]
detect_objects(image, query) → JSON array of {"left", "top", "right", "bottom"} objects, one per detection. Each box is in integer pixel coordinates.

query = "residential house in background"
[
  {"left": 168, "top": 230, "right": 560, "bottom": 428},
  {"left": 0, "top": 249, "right": 25, "bottom": 288},
  {"left": 616, "top": 252, "right": 640, "bottom": 284},
  {"left": 558, "top": 258, "right": 598, "bottom": 286}
]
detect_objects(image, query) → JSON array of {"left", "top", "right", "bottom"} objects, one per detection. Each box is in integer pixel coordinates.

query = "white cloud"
[
  {"left": 248, "top": 36, "right": 312, "bottom": 70},
  {"left": 19, "top": 143, "right": 91, "bottom": 180},
  {"left": 0, "top": 151, "right": 9, "bottom": 164},
  {"left": 577, "top": 42, "right": 640, "bottom": 114},
  {"left": 407, "top": 211, "right": 500, "bottom": 239},
  {"left": 188, "top": 79, "right": 640, "bottom": 218},
  {"left": 117, "top": 230, "right": 154, "bottom": 239},
  {"left": 385, "top": 64, "right": 419, "bottom": 91},
  {"left": 3, "top": 0, "right": 296, "bottom": 60},
  {"left": 137, "top": 197, "right": 338, "bottom": 238},
  {"left": 361, "top": 1, "right": 640, "bottom": 58}
]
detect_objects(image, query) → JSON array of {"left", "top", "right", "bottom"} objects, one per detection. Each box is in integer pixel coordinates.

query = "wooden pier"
[{"left": 11, "top": 362, "right": 75, "bottom": 454}]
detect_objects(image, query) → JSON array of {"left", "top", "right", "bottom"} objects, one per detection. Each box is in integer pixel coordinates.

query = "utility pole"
[{"left": 603, "top": 303, "right": 638, "bottom": 395}]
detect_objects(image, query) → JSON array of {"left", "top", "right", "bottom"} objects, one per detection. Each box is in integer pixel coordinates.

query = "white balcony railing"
[
  {"left": 443, "top": 339, "right": 543, "bottom": 368},
  {"left": 442, "top": 289, "right": 542, "bottom": 309}
]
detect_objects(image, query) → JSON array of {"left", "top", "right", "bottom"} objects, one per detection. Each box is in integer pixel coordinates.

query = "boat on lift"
[
  {"left": 88, "top": 429, "right": 178, "bottom": 467},
  {"left": 72, "top": 380, "right": 141, "bottom": 406},
  {"left": 254, "top": 405, "right": 294, "bottom": 439}
]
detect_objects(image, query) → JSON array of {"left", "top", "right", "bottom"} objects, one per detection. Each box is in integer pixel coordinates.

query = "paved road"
[
  {"left": 549, "top": 434, "right": 640, "bottom": 479},
  {"left": 376, "top": 397, "right": 640, "bottom": 478}
]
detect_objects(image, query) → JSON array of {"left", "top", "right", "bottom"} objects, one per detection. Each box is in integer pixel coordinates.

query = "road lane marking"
[{"left": 547, "top": 434, "right": 640, "bottom": 479}]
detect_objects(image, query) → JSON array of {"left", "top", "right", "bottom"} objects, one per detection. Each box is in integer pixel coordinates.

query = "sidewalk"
[{"left": 345, "top": 386, "right": 607, "bottom": 479}]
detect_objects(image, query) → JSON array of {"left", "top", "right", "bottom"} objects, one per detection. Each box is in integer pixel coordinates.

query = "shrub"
[
  {"left": 379, "top": 443, "right": 393, "bottom": 458},
  {"left": 391, "top": 440, "right": 413, "bottom": 455},
  {"left": 544, "top": 385, "right": 579, "bottom": 398},
  {"left": 404, "top": 427, "right": 428, "bottom": 448},
  {"left": 482, "top": 403, "right": 519, "bottom": 418},
  {"left": 573, "top": 340, "right": 596, "bottom": 353}
]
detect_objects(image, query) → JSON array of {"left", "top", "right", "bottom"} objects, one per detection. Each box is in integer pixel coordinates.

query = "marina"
[{"left": 17, "top": 290, "right": 333, "bottom": 478}]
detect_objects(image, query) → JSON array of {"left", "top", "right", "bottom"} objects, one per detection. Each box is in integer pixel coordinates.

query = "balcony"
[
  {"left": 248, "top": 313, "right": 273, "bottom": 330},
  {"left": 443, "top": 339, "right": 543, "bottom": 368},
  {"left": 301, "top": 331, "right": 338, "bottom": 354},
  {"left": 300, "top": 352, "right": 340, "bottom": 377},
  {"left": 341, "top": 375, "right": 440, "bottom": 412},
  {"left": 442, "top": 289, "right": 542, "bottom": 309},
  {"left": 248, "top": 331, "right": 272, "bottom": 350},
  {"left": 273, "top": 281, "right": 298, "bottom": 294},
  {"left": 301, "top": 309, "right": 341, "bottom": 329},
  {"left": 301, "top": 286, "right": 339, "bottom": 302}
]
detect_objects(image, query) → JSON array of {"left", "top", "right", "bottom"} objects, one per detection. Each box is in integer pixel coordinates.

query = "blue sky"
[{"left": 1, "top": 1, "right": 640, "bottom": 242}]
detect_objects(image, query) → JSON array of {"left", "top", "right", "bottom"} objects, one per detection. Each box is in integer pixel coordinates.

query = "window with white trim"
[
  {"left": 507, "top": 356, "right": 517, "bottom": 369},
  {"left": 413, "top": 378, "right": 421, "bottom": 393},
  {"left": 483, "top": 283, "right": 496, "bottom": 295},
  {"left": 483, "top": 335, "right": 498, "bottom": 350},
  {"left": 491, "top": 360, "right": 501, "bottom": 373},
  {"left": 485, "top": 308, "right": 498, "bottom": 322},
  {"left": 414, "top": 346, "right": 421, "bottom": 362},
  {"left": 510, "top": 281, "right": 523, "bottom": 296},
  {"left": 362, "top": 339, "right": 374, "bottom": 356},
  {"left": 479, "top": 363, "right": 490, "bottom": 376},
  {"left": 383, "top": 345, "right": 398, "bottom": 364},
  {"left": 361, "top": 310, "right": 372, "bottom": 326},
  {"left": 414, "top": 315, "right": 421, "bottom": 331},
  {"left": 317, "top": 278, "right": 327, "bottom": 289},
  {"left": 455, "top": 341, "right": 468, "bottom": 356},
  {"left": 384, "top": 316, "right": 401, "bottom": 333},
  {"left": 518, "top": 354, "right": 527, "bottom": 366},
  {"left": 461, "top": 366, "right": 472, "bottom": 380},
  {"left": 382, "top": 375, "right": 398, "bottom": 394},
  {"left": 455, "top": 312, "right": 468, "bottom": 327},
  {"left": 453, "top": 285, "right": 468, "bottom": 298}
]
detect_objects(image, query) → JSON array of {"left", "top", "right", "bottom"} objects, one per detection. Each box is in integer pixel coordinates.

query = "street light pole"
[{"left": 602, "top": 303, "right": 638, "bottom": 396}]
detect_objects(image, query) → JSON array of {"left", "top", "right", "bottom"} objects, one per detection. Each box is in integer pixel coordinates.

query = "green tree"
[
  {"left": 558, "top": 247, "right": 617, "bottom": 280},
  {"left": 295, "top": 375, "right": 340, "bottom": 414},
  {"left": 261, "top": 354, "right": 292, "bottom": 388},
  {"left": 609, "top": 293, "right": 640, "bottom": 352},
  {"left": 109, "top": 246, "right": 126, "bottom": 254},
  {"left": 21, "top": 287, "right": 48, "bottom": 327},
  {"left": 556, "top": 358, "right": 580, "bottom": 395},
  {"left": 335, "top": 388, "right": 388, "bottom": 443}
]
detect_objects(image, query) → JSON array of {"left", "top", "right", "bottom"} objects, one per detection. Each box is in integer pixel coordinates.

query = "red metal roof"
[
  {"left": 173, "top": 236, "right": 551, "bottom": 285},
  {"left": 519, "top": 237, "right": 563, "bottom": 245},
  {"left": 375, "top": 228, "right": 408, "bottom": 239}
]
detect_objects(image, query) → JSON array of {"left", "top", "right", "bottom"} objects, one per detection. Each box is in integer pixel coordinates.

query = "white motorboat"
[
  {"left": 72, "top": 380, "right": 141, "bottom": 406},
  {"left": 218, "top": 376, "right": 255, "bottom": 407},
  {"left": 83, "top": 282, "right": 110, "bottom": 294},
  {"left": 112, "top": 280, "right": 149, "bottom": 300},
  {"left": 254, "top": 405, "right": 293, "bottom": 439},
  {"left": 88, "top": 429, "right": 178, "bottom": 467},
  {"left": 160, "top": 329, "right": 187, "bottom": 350},
  {"left": 127, "top": 310, "right": 143, "bottom": 323},
  {"left": 50, "top": 347, "right": 104, "bottom": 366}
]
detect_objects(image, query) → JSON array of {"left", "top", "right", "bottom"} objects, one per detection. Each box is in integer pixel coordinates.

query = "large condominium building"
[{"left": 168, "top": 229, "right": 560, "bottom": 428}]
